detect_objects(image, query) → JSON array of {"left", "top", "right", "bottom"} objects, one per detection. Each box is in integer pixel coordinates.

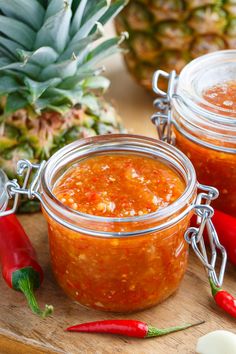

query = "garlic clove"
[{"left": 196, "top": 330, "right": 236, "bottom": 354}]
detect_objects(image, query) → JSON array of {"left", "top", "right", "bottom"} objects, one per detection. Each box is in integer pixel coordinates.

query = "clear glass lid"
[
  {"left": 0, "top": 169, "right": 8, "bottom": 212},
  {"left": 177, "top": 50, "right": 236, "bottom": 123},
  {"left": 172, "top": 50, "right": 236, "bottom": 152}
]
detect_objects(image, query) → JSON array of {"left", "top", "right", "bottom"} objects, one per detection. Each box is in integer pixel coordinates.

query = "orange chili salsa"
[
  {"left": 175, "top": 132, "right": 236, "bottom": 216},
  {"left": 174, "top": 81, "right": 236, "bottom": 217},
  {"left": 203, "top": 81, "right": 236, "bottom": 115},
  {"left": 53, "top": 155, "right": 185, "bottom": 217},
  {"left": 47, "top": 154, "right": 190, "bottom": 312}
]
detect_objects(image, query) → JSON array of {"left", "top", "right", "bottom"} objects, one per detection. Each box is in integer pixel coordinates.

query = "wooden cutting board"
[
  {"left": 0, "top": 24, "right": 235, "bottom": 354},
  {"left": 0, "top": 213, "right": 235, "bottom": 354}
]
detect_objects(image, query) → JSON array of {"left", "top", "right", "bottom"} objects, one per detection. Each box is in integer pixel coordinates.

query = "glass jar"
[
  {"left": 152, "top": 50, "right": 236, "bottom": 217},
  {"left": 0, "top": 134, "right": 225, "bottom": 313}
]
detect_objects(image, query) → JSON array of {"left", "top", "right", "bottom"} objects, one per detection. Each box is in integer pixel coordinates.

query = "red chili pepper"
[
  {"left": 210, "top": 278, "right": 236, "bottom": 318},
  {"left": 66, "top": 319, "right": 204, "bottom": 338},
  {"left": 208, "top": 210, "right": 236, "bottom": 266},
  {"left": 0, "top": 213, "right": 53, "bottom": 317}
]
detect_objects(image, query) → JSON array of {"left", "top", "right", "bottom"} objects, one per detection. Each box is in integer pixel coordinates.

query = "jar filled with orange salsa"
[
  {"left": 152, "top": 50, "right": 236, "bottom": 217},
  {"left": 42, "top": 135, "right": 198, "bottom": 312},
  {"left": 1, "top": 135, "right": 223, "bottom": 313}
]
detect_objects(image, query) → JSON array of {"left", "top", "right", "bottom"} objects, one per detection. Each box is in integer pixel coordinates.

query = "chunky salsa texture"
[
  {"left": 175, "top": 81, "right": 236, "bottom": 217},
  {"left": 47, "top": 154, "right": 190, "bottom": 312},
  {"left": 203, "top": 81, "right": 236, "bottom": 114},
  {"left": 53, "top": 155, "right": 185, "bottom": 217}
]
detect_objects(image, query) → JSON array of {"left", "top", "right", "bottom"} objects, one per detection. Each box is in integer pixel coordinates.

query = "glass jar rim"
[
  {"left": 177, "top": 50, "right": 236, "bottom": 126},
  {"left": 40, "top": 134, "right": 197, "bottom": 236},
  {"left": 0, "top": 169, "right": 8, "bottom": 212},
  {"left": 171, "top": 50, "right": 236, "bottom": 153}
]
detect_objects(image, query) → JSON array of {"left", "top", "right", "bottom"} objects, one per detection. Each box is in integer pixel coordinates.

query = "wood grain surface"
[{"left": 0, "top": 24, "right": 236, "bottom": 354}]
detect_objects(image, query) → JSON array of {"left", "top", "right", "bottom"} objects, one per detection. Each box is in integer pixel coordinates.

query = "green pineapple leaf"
[
  {"left": 33, "top": 97, "right": 56, "bottom": 114},
  {"left": 94, "top": 0, "right": 128, "bottom": 28},
  {"left": 70, "top": 0, "right": 108, "bottom": 43},
  {"left": 24, "top": 78, "right": 62, "bottom": 104},
  {"left": 80, "top": 94, "right": 100, "bottom": 115},
  {"left": 79, "top": 36, "right": 124, "bottom": 71},
  {"left": 82, "top": 76, "right": 110, "bottom": 91},
  {"left": 45, "top": 87, "right": 83, "bottom": 106},
  {"left": 0, "top": 62, "right": 41, "bottom": 79},
  {"left": 44, "top": 0, "right": 73, "bottom": 20},
  {"left": 0, "top": 0, "right": 128, "bottom": 114},
  {"left": 5, "top": 93, "right": 28, "bottom": 114},
  {"left": 37, "top": 0, "right": 48, "bottom": 8},
  {"left": 40, "top": 58, "right": 78, "bottom": 80},
  {"left": 58, "top": 71, "right": 97, "bottom": 89},
  {"left": 70, "top": 0, "right": 88, "bottom": 36},
  {"left": 17, "top": 47, "right": 59, "bottom": 67},
  {"left": 45, "top": 104, "right": 72, "bottom": 115},
  {"left": 35, "top": 98, "right": 72, "bottom": 114},
  {"left": 0, "top": 76, "right": 21, "bottom": 95},
  {"left": 0, "top": 47, "right": 15, "bottom": 62},
  {"left": 59, "top": 31, "right": 101, "bottom": 61},
  {"left": 0, "top": 16, "right": 36, "bottom": 49},
  {"left": 0, "top": 58, "right": 11, "bottom": 67},
  {"left": 35, "top": 1, "right": 72, "bottom": 53},
  {"left": 0, "top": 36, "right": 23, "bottom": 59},
  {"left": 0, "top": 0, "right": 45, "bottom": 31}
]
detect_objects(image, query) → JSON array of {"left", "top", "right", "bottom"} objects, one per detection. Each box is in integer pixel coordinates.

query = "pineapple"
[
  {"left": 115, "top": 0, "right": 236, "bottom": 90},
  {"left": 0, "top": 0, "right": 127, "bottom": 211}
]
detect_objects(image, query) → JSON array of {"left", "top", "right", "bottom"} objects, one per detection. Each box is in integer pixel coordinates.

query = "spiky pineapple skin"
[
  {"left": 0, "top": 101, "right": 123, "bottom": 179},
  {"left": 0, "top": 99, "right": 124, "bottom": 212},
  {"left": 115, "top": 0, "right": 236, "bottom": 90}
]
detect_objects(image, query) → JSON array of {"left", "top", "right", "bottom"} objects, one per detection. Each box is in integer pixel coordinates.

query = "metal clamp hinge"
[
  {"left": 0, "top": 160, "right": 46, "bottom": 216},
  {"left": 151, "top": 70, "right": 177, "bottom": 144},
  {"left": 185, "top": 184, "right": 227, "bottom": 287}
]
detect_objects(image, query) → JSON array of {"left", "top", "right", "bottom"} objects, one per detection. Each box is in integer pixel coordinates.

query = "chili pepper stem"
[
  {"left": 18, "top": 276, "right": 53, "bottom": 318},
  {"left": 209, "top": 278, "right": 220, "bottom": 297},
  {"left": 146, "top": 321, "right": 205, "bottom": 338}
]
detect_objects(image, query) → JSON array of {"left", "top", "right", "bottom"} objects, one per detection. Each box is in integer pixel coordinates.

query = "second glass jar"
[{"left": 153, "top": 50, "right": 236, "bottom": 217}]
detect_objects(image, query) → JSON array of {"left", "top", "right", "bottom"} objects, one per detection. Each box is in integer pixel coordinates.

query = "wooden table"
[
  {"left": 0, "top": 25, "right": 235, "bottom": 354},
  {"left": 1, "top": 214, "right": 235, "bottom": 354}
]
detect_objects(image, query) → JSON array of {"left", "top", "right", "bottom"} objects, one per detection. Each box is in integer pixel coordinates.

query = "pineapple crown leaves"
[{"left": 0, "top": 0, "right": 128, "bottom": 115}]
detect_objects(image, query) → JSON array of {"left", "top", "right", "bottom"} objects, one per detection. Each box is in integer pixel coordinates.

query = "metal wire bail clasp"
[
  {"left": 151, "top": 70, "right": 177, "bottom": 144},
  {"left": 0, "top": 160, "right": 46, "bottom": 216},
  {"left": 185, "top": 184, "right": 227, "bottom": 288}
]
